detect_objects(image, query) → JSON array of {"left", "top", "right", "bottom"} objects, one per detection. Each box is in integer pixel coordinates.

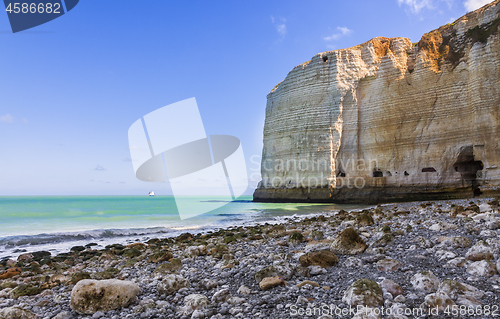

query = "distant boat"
[{"left": 148, "top": 191, "right": 155, "bottom": 196}]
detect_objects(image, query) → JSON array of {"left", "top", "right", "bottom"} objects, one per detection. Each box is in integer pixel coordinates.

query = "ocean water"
[{"left": 0, "top": 196, "right": 368, "bottom": 259}]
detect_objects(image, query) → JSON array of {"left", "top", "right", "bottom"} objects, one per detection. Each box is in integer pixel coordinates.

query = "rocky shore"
[{"left": 1, "top": 197, "right": 500, "bottom": 319}]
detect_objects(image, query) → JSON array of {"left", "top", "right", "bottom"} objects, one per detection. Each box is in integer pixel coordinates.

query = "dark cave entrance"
[
  {"left": 453, "top": 146, "right": 484, "bottom": 196},
  {"left": 373, "top": 170, "right": 383, "bottom": 177}
]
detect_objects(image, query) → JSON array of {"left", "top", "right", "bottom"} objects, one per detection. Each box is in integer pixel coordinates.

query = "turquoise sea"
[{"left": 0, "top": 196, "right": 368, "bottom": 259}]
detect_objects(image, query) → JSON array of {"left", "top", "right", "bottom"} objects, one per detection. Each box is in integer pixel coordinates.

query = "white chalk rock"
[
  {"left": 342, "top": 279, "right": 384, "bottom": 307},
  {"left": 465, "top": 241, "right": 494, "bottom": 261},
  {"left": 0, "top": 307, "right": 36, "bottom": 319},
  {"left": 70, "top": 279, "right": 140, "bottom": 314},
  {"left": 466, "top": 260, "right": 498, "bottom": 277},
  {"left": 410, "top": 271, "right": 439, "bottom": 293},
  {"left": 199, "top": 278, "right": 218, "bottom": 290},
  {"left": 379, "top": 279, "right": 403, "bottom": 297},
  {"left": 177, "top": 294, "right": 208, "bottom": 316},
  {"left": 237, "top": 285, "right": 251, "bottom": 295},
  {"left": 345, "top": 257, "right": 364, "bottom": 268},
  {"left": 443, "top": 257, "right": 469, "bottom": 268},
  {"left": 157, "top": 274, "right": 189, "bottom": 296},
  {"left": 437, "top": 279, "right": 484, "bottom": 300},
  {"left": 420, "top": 292, "right": 455, "bottom": 311},
  {"left": 211, "top": 288, "right": 231, "bottom": 303}
]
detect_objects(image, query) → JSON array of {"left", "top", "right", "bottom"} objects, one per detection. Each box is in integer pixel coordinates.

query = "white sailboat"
[{"left": 148, "top": 191, "right": 155, "bottom": 196}]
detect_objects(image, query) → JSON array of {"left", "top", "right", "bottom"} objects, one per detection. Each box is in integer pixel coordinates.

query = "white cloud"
[
  {"left": 398, "top": 0, "right": 484, "bottom": 14},
  {"left": 94, "top": 164, "right": 106, "bottom": 171},
  {"left": 0, "top": 114, "right": 14, "bottom": 123},
  {"left": 397, "top": 0, "right": 434, "bottom": 13},
  {"left": 271, "top": 16, "right": 287, "bottom": 38},
  {"left": 324, "top": 27, "right": 353, "bottom": 41},
  {"left": 464, "top": 0, "right": 491, "bottom": 11}
]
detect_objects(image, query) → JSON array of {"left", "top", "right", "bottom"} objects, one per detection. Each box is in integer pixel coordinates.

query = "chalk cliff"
[{"left": 254, "top": 0, "right": 500, "bottom": 203}]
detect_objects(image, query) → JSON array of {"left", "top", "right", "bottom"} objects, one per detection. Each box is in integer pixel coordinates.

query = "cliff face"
[{"left": 254, "top": 1, "right": 500, "bottom": 203}]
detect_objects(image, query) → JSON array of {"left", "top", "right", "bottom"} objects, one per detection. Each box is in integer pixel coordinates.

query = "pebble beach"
[{"left": 1, "top": 197, "right": 500, "bottom": 319}]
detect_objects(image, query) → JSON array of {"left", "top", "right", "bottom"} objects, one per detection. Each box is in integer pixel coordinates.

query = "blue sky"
[{"left": 0, "top": 0, "right": 492, "bottom": 195}]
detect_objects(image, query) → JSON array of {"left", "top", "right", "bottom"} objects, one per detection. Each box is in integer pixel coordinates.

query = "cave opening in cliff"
[
  {"left": 373, "top": 170, "right": 383, "bottom": 177},
  {"left": 422, "top": 167, "right": 437, "bottom": 172},
  {"left": 453, "top": 146, "right": 484, "bottom": 196},
  {"left": 322, "top": 55, "right": 328, "bottom": 62}
]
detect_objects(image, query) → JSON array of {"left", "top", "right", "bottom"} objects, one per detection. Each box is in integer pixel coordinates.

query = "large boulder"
[
  {"left": 211, "top": 288, "right": 231, "bottom": 303},
  {"left": 415, "top": 236, "right": 433, "bottom": 248},
  {"left": 376, "top": 258, "right": 402, "bottom": 272},
  {"left": 330, "top": 228, "right": 368, "bottom": 255},
  {"left": 288, "top": 231, "right": 304, "bottom": 245},
  {"left": 157, "top": 274, "right": 189, "bottom": 295},
  {"left": 209, "top": 244, "right": 230, "bottom": 259},
  {"left": 345, "top": 257, "right": 364, "bottom": 268},
  {"left": 237, "top": 285, "right": 251, "bottom": 294},
  {"left": 254, "top": 261, "right": 294, "bottom": 283},
  {"left": 456, "top": 295, "right": 482, "bottom": 307},
  {"left": 177, "top": 294, "right": 209, "bottom": 316},
  {"left": 299, "top": 250, "right": 338, "bottom": 268},
  {"left": 437, "top": 279, "right": 484, "bottom": 300},
  {"left": 410, "top": 271, "right": 439, "bottom": 293},
  {"left": 153, "top": 258, "right": 182, "bottom": 275},
  {"left": 444, "top": 257, "right": 469, "bottom": 269},
  {"left": 259, "top": 276, "right": 285, "bottom": 290},
  {"left": 356, "top": 213, "right": 375, "bottom": 226},
  {"left": 0, "top": 307, "right": 35, "bottom": 319},
  {"left": 10, "top": 283, "right": 43, "bottom": 299},
  {"left": 371, "top": 234, "right": 394, "bottom": 248},
  {"left": 420, "top": 292, "right": 455, "bottom": 311},
  {"left": 342, "top": 279, "right": 383, "bottom": 307},
  {"left": 70, "top": 279, "right": 140, "bottom": 314},
  {"left": 444, "top": 236, "right": 473, "bottom": 248},
  {"left": 465, "top": 241, "right": 494, "bottom": 261},
  {"left": 185, "top": 245, "right": 207, "bottom": 258},
  {"left": 379, "top": 279, "right": 403, "bottom": 297},
  {"left": 199, "top": 278, "right": 218, "bottom": 290},
  {"left": 148, "top": 251, "right": 173, "bottom": 263},
  {"left": 176, "top": 232, "right": 194, "bottom": 242},
  {"left": 429, "top": 222, "right": 457, "bottom": 231},
  {"left": 466, "top": 260, "right": 497, "bottom": 277},
  {"left": 17, "top": 254, "right": 33, "bottom": 263},
  {"left": 0, "top": 268, "right": 21, "bottom": 280}
]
